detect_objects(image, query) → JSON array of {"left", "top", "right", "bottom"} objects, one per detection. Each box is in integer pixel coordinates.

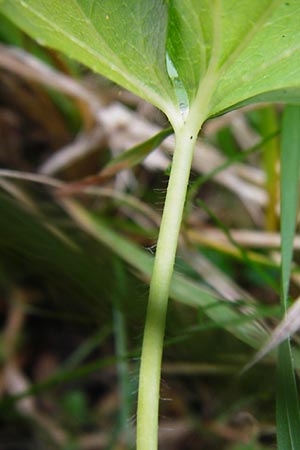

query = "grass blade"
[
  {"left": 277, "top": 105, "right": 300, "bottom": 450},
  {"left": 281, "top": 107, "right": 300, "bottom": 309},
  {"left": 59, "top": 127, "right": 173, "bottom": 194},
  {"left": 60, "top": 198, "right": 269, "bottom": 350},
  {"left": 277, "top": 340, "right": 300, "bottom": 450}
]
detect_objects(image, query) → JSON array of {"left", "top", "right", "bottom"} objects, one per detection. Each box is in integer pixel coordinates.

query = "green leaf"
[
  {"left": 209, "top": 1, "right": 300, "bottom": 116},
  {"left": 2, "top": 1, "right": 300, "bottom": 128},
  {"left": 167, "top": 0, "right": 215, "bottom": 105},
  {"left": 276, "top": 105, "right": 300, "bottom": 450},
  {"left": 167, "top": 0, "right": 276, "bottom": 104},
  {"left": 0, "top": 12, "right": 24, "bottom": 45},
  {"left": 0, "top": 0, "right": 177, "bottom": 118}
]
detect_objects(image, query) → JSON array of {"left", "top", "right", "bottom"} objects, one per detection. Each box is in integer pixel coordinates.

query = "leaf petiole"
[{"left": 136, "top": 120, "right": 203, "bottom": 450}]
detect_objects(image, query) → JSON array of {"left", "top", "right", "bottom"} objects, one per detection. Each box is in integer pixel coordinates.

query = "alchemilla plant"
[{"left": 1, "top": 1, "right": 300, "bottom": 449}]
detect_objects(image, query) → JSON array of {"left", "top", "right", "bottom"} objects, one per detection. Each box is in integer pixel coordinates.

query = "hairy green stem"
[{"left": 136, "top": 123, "right": 201, "bottom": 450}]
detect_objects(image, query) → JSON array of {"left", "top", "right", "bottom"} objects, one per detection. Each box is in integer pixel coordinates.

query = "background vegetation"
[{"left": 0, "top": 11, "right": 299, "bottom": 450}]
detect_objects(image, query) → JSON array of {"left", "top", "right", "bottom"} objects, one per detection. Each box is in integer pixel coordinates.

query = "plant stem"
[{"left": 136, "top": 122, "right": 201, "bottom": 450}]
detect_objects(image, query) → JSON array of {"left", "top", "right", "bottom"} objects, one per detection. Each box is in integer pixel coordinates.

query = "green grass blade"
[
  {"left": 277, "top": 105, "right": 300, "bottom": 450},
  {"left": 280, "top": 106, "right": 300, "bottom": 308},
  {"left": 60, "top": 127, "right": 173, "bottom": 194},
  {"left": 60, "top": 198, "right": 269, "bottom": 349},
  {"left": 277, "top": 340, "right": 300, "bottom": 450}
]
